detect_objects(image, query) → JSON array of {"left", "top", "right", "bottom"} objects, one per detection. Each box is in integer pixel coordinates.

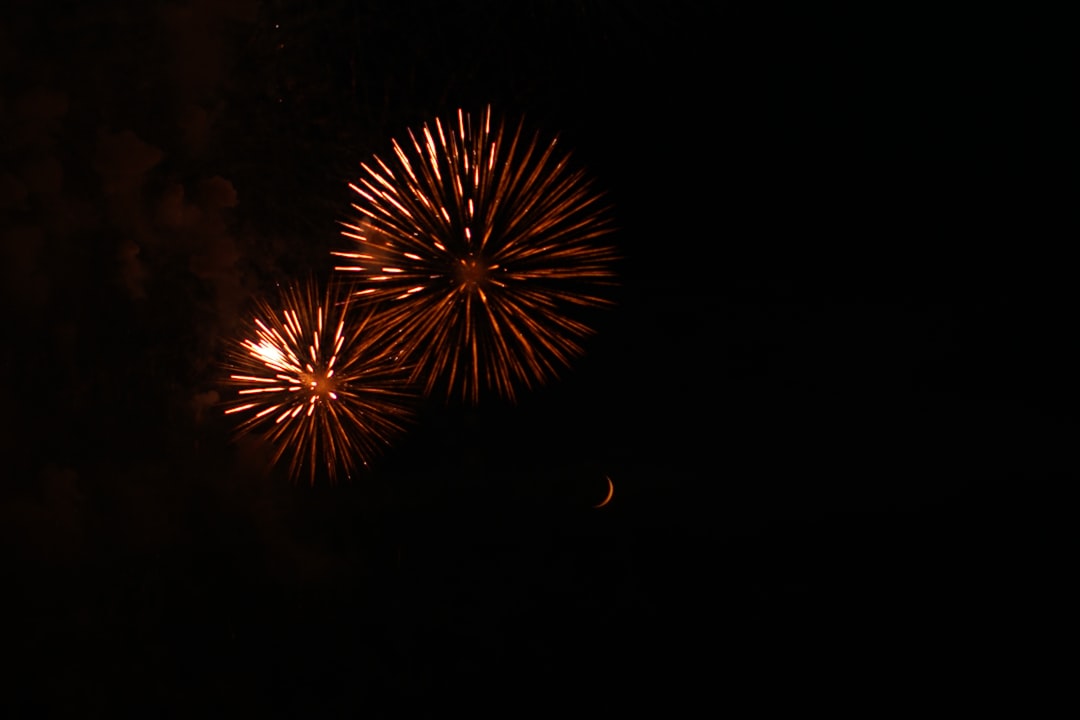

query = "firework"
[
  {"left": 333, "top": 106, "right": 617, "bottom": 403},
  {"left": 222, "top": 280, "right": 415, "bottom": 483}
]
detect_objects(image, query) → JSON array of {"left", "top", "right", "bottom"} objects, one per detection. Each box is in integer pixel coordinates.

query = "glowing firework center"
[
  {"left": 300, "top": 369, "right": 337, "bottom": 400},
  {"left": 455, "top": 255, "right": 496, "bottom": 292}
]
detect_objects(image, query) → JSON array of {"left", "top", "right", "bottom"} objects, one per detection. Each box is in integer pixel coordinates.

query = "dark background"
[{"left": 1, "top": 1, "right": 1070, "bottom": 714}]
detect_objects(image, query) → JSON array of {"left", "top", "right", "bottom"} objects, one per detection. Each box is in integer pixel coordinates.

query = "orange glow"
[
  {"left": 593, "top": 475, "right": 614, "bottom": 509},
  {"left": 332, "top": 105, "right": 617, "bottom": 403},
  {"left": 222, "top": 281, "right": 416, "bottom": 484}
]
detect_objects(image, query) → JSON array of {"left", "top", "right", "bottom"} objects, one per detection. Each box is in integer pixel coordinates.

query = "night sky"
[{"left": 1, "top": 2, "right": 1070, "bottom": 714}]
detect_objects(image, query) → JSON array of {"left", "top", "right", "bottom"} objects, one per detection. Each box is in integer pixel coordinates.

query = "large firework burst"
[
  {"left": 333, "top": 106, "right": 617, "bottom": 403},
  {"left": 222, "top": 280, "right": 415, "bottom": 483}
]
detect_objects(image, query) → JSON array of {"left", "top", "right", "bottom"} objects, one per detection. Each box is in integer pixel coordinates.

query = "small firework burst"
[
  {"left": 333, "top": 105, "right": 617, "bottom": 403},
  {"left": 222, "top": 280, "right": 415, "bottom": 483}
]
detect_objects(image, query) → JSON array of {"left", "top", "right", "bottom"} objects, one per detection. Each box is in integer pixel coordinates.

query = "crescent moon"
[{"left": 593, "top": 475, "right": 614, "bottom": 509}]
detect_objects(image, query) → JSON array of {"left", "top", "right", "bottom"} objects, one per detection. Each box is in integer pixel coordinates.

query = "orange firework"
[
  {"left": 222, "top": 280, "right": 415, "bottom": 483},
  {"left": 333, "top": 106, "right": 617, "bottom": 403}
]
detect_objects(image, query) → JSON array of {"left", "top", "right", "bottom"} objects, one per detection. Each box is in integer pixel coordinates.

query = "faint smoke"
[{"left": 191, "top": 389, "right": 221, "bottom": 423}]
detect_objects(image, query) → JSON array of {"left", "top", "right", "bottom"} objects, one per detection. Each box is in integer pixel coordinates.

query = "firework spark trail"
[
  {"left": 333, "top": 106, "right": 617, "bottom": 403},
  {"left": 223, "top": 281, "right": 415, "bottom": 483}
]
